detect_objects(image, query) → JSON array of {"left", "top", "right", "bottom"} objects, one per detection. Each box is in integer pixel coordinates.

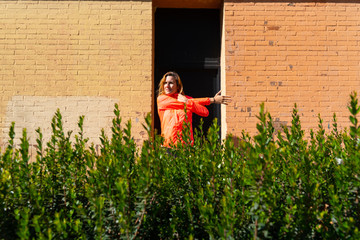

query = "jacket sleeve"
[
  {"left": 157, "top": 95, "right": 185, "bottom": 111},
  {"left": 158, "top": 95, "right": 210, "bottom": 117},
  {"left": 192, "top": 98, "right": 211, "bottom": 106},
  {"left": 186, "top": 98, "right": 210, "bottom": 117}
]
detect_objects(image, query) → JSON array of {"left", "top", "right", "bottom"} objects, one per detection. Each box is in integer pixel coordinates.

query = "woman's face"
[{"left": 164, "top": 76, "right": 178, "bottom": 95}]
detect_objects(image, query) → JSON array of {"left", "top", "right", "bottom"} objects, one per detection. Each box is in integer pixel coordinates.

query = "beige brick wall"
[
  {"left": 224, "top": 1, "right": 360, "bottom": 137},
  {"left": 0, "top": 1, "right": 152, "bottom": 150}
]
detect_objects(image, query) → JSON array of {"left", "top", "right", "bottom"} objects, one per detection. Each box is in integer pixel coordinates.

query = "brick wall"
[
  {"left": 1, "top": 0, "right": 360, "bottom": 150},
  {"left": 224, "top": 1, "right": 360, "bottom": 137},
  {"left": 0, "top": 0, "right": 152, "bottom": 152}
]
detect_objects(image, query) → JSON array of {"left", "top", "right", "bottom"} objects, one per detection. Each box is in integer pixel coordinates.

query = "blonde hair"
[{"left": 158, "top": 71, "right": 185, "bottom": 96}]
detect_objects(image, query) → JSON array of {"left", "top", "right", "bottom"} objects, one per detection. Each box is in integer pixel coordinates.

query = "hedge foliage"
[{"left": 0, "top": 92, "right": 359, "bottom": 240}]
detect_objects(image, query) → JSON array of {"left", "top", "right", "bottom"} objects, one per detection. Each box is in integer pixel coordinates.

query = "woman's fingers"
[
  {"left": 213, "top": 90, "right": 232, "bottom": 105},
  {"left": 223, "top": 96, "right": 232, "bottom": 101},
  {"left": 221, "top": 96, "right": 232, "bottom": 105}
]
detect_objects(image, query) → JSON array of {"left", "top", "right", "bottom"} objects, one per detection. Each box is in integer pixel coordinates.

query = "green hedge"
[{"left": 1, "top": 92, "right": 359, "bottom": 240}]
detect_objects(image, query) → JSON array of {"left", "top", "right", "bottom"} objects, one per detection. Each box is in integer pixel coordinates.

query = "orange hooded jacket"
[{"left": 157, "top": 93, "right": 210, "bottom": 147}]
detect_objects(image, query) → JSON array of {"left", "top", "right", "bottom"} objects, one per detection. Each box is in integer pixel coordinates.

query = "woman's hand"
[
  {"left": 177, "top": 94, "right": 188, "bottom": 104},
  {"left": 212, "top": 90, "right": 232, "bottom": 105}
]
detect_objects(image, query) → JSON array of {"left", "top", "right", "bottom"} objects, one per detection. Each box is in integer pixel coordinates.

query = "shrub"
[{"left": 0, "top": 93, "right": 359, "bottom": 239}]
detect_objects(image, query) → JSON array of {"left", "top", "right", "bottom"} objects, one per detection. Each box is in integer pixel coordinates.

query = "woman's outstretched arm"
[{"left": 179, "top": 90, "right": 232, "bottom": 106}]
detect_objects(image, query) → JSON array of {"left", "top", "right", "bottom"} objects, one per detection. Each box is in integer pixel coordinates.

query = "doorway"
[{"left": 154, "top": 8, "right": 221, "bottom": 136}]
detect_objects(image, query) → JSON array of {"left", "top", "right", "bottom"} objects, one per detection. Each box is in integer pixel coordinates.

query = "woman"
[{"left": 157, "top": 71, "right": 231, "bottom": 147}]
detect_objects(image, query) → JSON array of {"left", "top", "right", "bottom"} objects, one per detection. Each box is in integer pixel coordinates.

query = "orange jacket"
[{"left": 157, "top": 93, "right": 210, "bottom": 147}]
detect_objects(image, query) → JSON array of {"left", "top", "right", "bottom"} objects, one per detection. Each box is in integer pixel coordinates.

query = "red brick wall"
[{"left": 224, "top": 1, "right": 360, "bottom": 137}]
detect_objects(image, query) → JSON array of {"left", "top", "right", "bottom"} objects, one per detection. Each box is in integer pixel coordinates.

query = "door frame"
[{"left": 152, "top": 7, "right": 224, "bottom": 138}]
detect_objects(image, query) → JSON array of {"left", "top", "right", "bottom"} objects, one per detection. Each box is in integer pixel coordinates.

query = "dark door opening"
[{"left": 154, "top": 8, "right": 221, "bottom": 136}]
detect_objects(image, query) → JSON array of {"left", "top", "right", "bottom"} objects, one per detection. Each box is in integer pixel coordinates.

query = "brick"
[
  {"left": 224, "top": 1, "right": 360, "bottom": 138},
  {"left": 0, "top": 0, "right": 153, "bottom": 148},
  {"left": 1, "top": 0, "right": 359, "bottom": 148}
]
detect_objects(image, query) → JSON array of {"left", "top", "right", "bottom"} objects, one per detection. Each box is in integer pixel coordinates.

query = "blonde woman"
[{"left": 157, "top": 71, "right": 231, "bottom": 147}]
